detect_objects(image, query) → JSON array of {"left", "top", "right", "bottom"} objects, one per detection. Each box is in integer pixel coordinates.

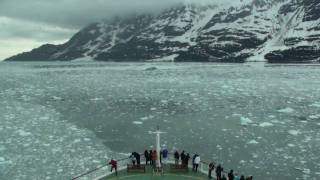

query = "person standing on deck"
[
  {"left": 192, "top": 154, "right": 197, "bottom": 171},
  {"left": 184, "top": 153, "right": 190, "bottom": 166},
  {"left": 208, "top": 162, "right": 215, "bottom": 179},
  {"left": 216, "top": 164, "right": 223, "bottom": 180},
  {"left": 132, "top": 152, "right": 140, "bottom": 165},
  {"left": 162, "top": 148, "right": 168, "bottom": 164},
  {"left": 108, "top": 159, "right": 118, "bottom": 176},
  {"left": 152, "top": 150, "right": 157, "bottom": 166},
  {"left": 144, "top": 150, "right": 149, "bottom": 165},
  {"left": 174, "top": 150, "right": 180, "bottom": 165},
  {"left": 194, "top": 155, "right": 200, "bottom": 172},
  {"left": 228, "top": 170, "right": 235, "bottom": 180},
  {"left": 240, "top": 175, "right": 245, "bottom": 180},
  {"left": 180, "top": 150, "right": 186, "bottom": 165},
  {"left": 130, "top": 154, "right": 136, "bottom": 165},
  {"left": 149, "top": 150, "right": 153, "bottom": 165}
]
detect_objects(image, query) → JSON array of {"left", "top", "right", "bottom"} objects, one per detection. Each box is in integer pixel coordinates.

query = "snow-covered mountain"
[{"left": 5, "top": 0, "right": 320, "bottom": 63}]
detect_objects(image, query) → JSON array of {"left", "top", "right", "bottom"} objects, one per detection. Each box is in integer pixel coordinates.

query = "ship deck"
[{"left": 102, "top": 164, "right": 208, "bottom": 180}]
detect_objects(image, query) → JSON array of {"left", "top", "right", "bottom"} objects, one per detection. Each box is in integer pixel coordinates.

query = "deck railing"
[{"left": 71, "top": 152, "right": 246, "bottom": 180}]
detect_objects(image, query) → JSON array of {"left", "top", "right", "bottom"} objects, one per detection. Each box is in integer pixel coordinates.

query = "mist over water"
[{"left": 0, "top": 62, "right": 320, "bottom": 180}]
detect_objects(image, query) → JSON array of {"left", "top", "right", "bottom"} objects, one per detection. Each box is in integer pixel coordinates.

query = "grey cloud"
[
  {"left": 0, "top": 0, "right": 187, "bottom": 28},
  {"left": 0, "top": 17, "right": 76, "bottom": 41}
]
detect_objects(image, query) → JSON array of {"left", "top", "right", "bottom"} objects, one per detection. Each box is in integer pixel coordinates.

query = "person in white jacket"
[{"left": 194, "top": 155, "right": 200, "bottom": 172}]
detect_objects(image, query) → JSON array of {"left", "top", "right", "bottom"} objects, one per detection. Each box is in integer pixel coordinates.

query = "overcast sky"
[{"left": 0, "top": 0, "right": 221, "bottom": 60}]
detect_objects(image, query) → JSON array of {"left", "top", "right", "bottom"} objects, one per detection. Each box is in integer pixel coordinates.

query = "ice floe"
[
  {"left": 288, "top": 130, "right": 300, "bottom": 136},
  {"left": 240, "top": 117, "right": 253, "bottom": 126},
  {"left": 248, "top": 140, "right": 259, "bottom": 144},
  {"left": 132, "top": 121, "right": 143, "bottom": 125},
  {"left": 259, "top": 122, "right": 274, "bottom": 127},
  {"left": 309, "top": 102, "right": 320, "bottom": 108},
  {"left": 17, "top": 130, "right": 32, "bottom": 136},
  {"left": 277, "top": 107, "right": 295, "bottom": 113}
]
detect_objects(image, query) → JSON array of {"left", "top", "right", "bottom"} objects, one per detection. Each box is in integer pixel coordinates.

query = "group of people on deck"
[
  {"left": 174, "top": 150, "right": 191, "bottom": 166},
  {"left": 208, "top": 163, "right": 253, "bottom": 180},
  {"left": 109, "top": 149, "right": 253, "bottom": 179},
  {"left": 143, "top": 149, "right": 169, "bottom": 165}
]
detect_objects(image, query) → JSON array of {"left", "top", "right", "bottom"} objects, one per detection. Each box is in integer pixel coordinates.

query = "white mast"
[{"left": 149, "top": 126, "right": 166, "bottom": 168}]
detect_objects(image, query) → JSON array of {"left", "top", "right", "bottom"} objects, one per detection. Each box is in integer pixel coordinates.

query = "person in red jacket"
[
  {"left": 109, "top": 159, "right": 118, "bottom": 176},
  {"left": 152, "top": 150, "right": 157, "bottom": 166}
]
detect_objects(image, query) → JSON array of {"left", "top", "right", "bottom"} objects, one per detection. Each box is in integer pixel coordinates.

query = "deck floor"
[{"left": 103, "top": 164, "right": 209, "bottom": 180}]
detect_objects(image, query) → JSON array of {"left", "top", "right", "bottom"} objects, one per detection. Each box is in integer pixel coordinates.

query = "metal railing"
[
  {"left": 71, "top": 156, "right": 131, "bottom": 180},
  {"left": 71, "top": 152, "right": 251, "bottom": 180}
]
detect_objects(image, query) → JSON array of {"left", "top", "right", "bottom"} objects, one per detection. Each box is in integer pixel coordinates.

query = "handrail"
[
  {"left": 71, "top": 156, "right": 131, "bottom": 180},
  {"left": 71, "top": 152, "right": 251, "bottom": 179}
]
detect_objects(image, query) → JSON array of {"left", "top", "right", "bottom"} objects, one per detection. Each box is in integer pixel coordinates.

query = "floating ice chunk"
[
  {"left": 287, "top": 144, "right": 295, "bottom": 147},
  {"left": 161, "top": 100, "right": 168, "bottom": 104},
  {"left": 301, "top": 168, "right": 311, "bottom": 174},
  {"left": 57, "top": 169, "right": 63, "bottom": 173},
  {"left": 52, "top": 96, "right": 63, "bottom": 101},
  {"left": 277, "top": 107, "right": 294, "bottom": 113},
  {"left": 240, "top": 117, "right": 253, "bottom": 126},
  {"left": 232, "top": 113, "right": 242, "bottom": 117},
  {"left": 150, "top": 107, "right": 157, "bottom": 111},
  {"left": 259, "top": 122, "right": 273, "bottom": 127},
  {"left": 309, "top": 102, "right": 320, "bottom": 108},
  {"left": 140, "top": 117, "right": 149, "bottom": 121},
  {"left": 309, "top": 114, "right": 320, "bottom": 119},
  {"left": 133, "top": 121, "right": 143, "bottom": 125},
  {"left": 248, "top": 140, "right": 259, "bottom": 144},
  {"left": 0, "top": 157, "right": 5, "bottom": 162},
  {"left": 268, "top": 115, "right": 276, "bottom": 118},
  {"left": 288, "top": 130, "right": 300, "bottom": 136},
  {"left": 83, "top": 138, "right": 91, "bottom": 142},
  {"left": 40, "top": 116, "right": 49, "bottom": 120},
  {"left": 17, "top": 130, "right": 32, "bottom": 136},
  {"left": 222, "top": 85, "right": 229, "bottom": 89},
  {"left": 92, "top": 160, "right": 100, "bottom": 163},
  {"left": 90, "top": 98, "right": 104, "bottom": 101},
  {"left": 252, "top": 153, "right": 259, "bottom": 158}
]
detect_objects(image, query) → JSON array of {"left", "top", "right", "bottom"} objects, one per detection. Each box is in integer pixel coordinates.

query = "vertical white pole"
[{"left": 156, "top": 129, "right": 161, "bottom": 168}]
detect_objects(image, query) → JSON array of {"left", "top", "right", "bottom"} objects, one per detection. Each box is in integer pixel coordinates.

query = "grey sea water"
[{"left": 0, "top": 61, "right": 319, "bottom": 180}]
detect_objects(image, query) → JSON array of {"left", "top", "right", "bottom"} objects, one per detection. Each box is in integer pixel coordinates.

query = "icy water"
[{"left": 0, "top": 62, "right": 320, "bottom": 180}]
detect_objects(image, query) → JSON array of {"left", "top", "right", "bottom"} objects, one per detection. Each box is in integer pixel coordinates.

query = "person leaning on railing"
[{"left": 108, "top": 159, "right": 118, "bottom": 176}]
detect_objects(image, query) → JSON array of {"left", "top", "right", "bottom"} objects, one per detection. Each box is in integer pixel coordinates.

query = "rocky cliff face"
[{"left": 5, "top": 0, "right": 320, "bottom": 63}]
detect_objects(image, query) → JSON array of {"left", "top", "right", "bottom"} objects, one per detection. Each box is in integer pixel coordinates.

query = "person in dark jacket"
[
  {"left": 174, "top": 151, "right": 180, "bottom": 165},
  {"left": 184, "top": 153, "right": 190, "bottom": 165},
  {"left": 149, "top": 150, "right": 153, "bottom": 165},
  {"left": 144, "top": 150, "right": 149, "bottom": 165},
  {"left": 215, "top": 164, "right": 223, "bottom": 180},
  {"left": 228, "top": 169, "right": 234, "bottom": 180},
  {"left": 192, "top": 154, "right": 197, "bottom": 171},
  {"left": 162, "top": 148, "right": 168, "bottom": 164},
  {"left": 208, "top": 162, "right": 215, "bottom": 179},
  {"left": 240, "top": 175, "right": 245, "bottom": 180},
  {"left": 132, "top": 152, "right": 140, "bottom": 165},
  {"left": 245, "top": 176, "right": 253, "bottom": 180},
  {"left": 180, "top": 150, "right": 186, "bottom": 164}
]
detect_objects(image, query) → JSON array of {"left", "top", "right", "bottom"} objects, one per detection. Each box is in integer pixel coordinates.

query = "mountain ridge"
[{"left": 5, "top": 0, "right": 320, "bottom": 63}]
